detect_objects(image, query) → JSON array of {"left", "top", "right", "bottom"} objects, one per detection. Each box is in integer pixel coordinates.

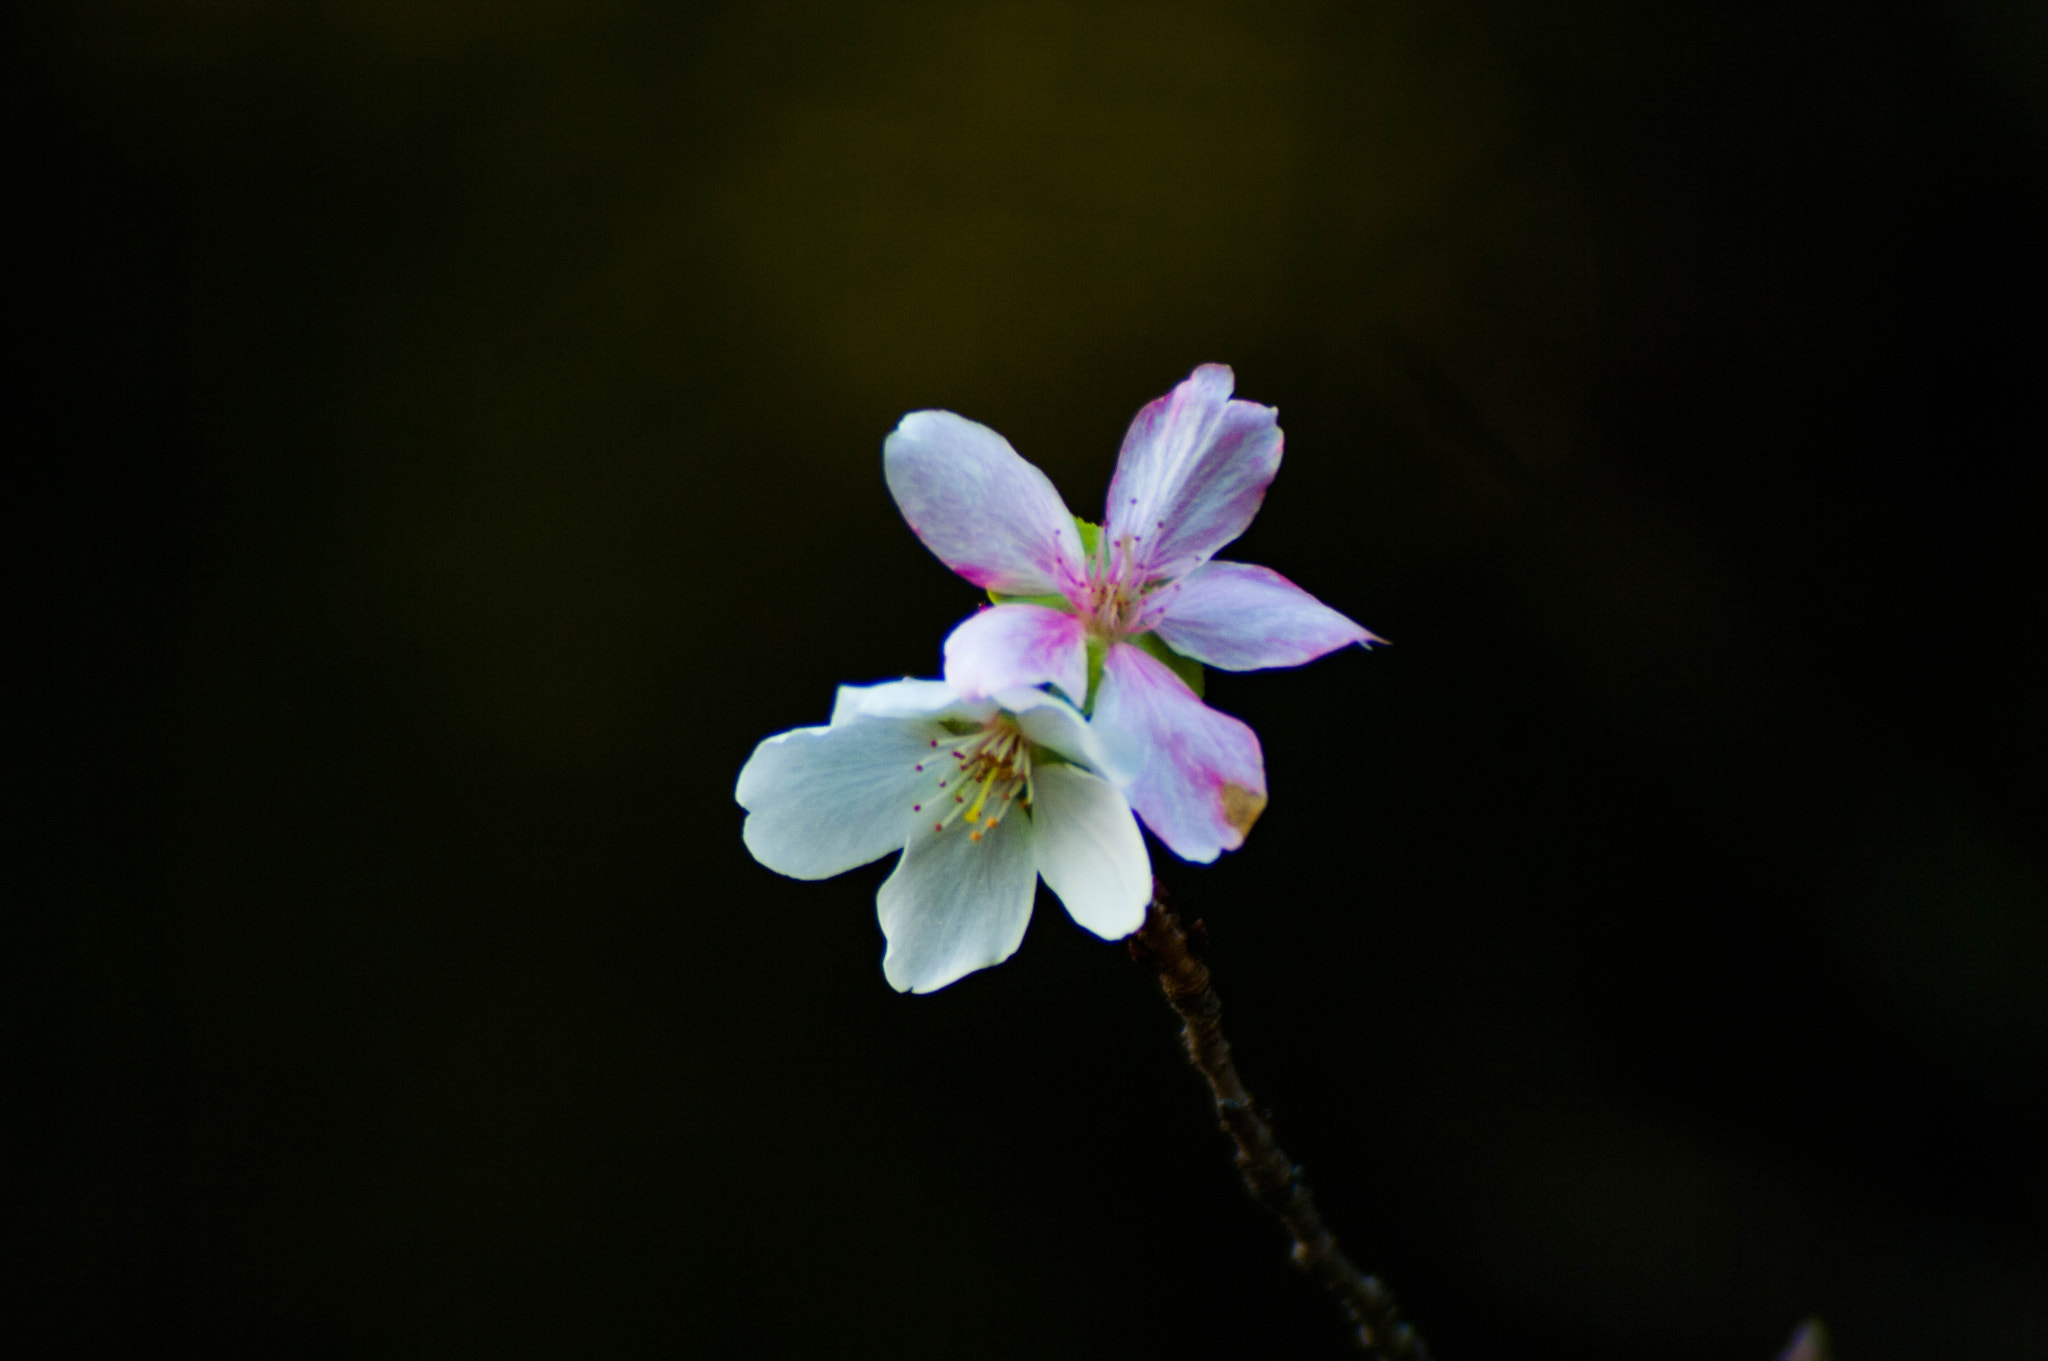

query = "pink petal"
[
  {"left": 1150, "top": 560, "right": 1379, "bottom": 671},
  {"left": 943, "top": 604, "right": 1090, "bottom": 705},
  {"left": 1103, "top": 365, "right": 1283, "bottom": 584},
  {"left": 885, "top": 410, "right": 1088, "bottom": 597},
  {"left": 1092, "top": 642, "right": 1266, "bottom": 863}
]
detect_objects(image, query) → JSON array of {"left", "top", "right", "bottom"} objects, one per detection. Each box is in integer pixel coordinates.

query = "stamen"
[
  {"left": 914, "top": 714, "right": 1036, "bottom": 841},
  {"left": 965, "top": 766, "right": 1000, "bottom": 823}
]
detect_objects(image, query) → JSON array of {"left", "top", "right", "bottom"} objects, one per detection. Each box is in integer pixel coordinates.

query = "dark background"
[{"left": 17, "top": 1, "right": 2047, "bottom": 1357}]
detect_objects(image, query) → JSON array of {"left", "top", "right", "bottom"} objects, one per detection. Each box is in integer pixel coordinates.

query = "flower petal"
[
  {"left": 1103, "top": 365, "right": 1283, "bottom": 583},
  {"left": 885, "top": 410, "right": 1088, "bottom": 597},
  {"left": 876, "top": 810, "right": 1039, "bottom": 993},
  {"left": 999, "top": 687, "right": 1111, "bottom": 773},
  {"left": 1150, "top": 560, "right": 1379, "bottom": 671},
  {"left": 830, "top": 677, "right": 987, "bottom": 727},
  {"left": 1091, "top": 642, "right": 1267, "bottom": 863},
  {"left": 1029, "top": 763, "right": 1149, "bottom": 940},
  {"left": 943, "top": 604, "right": 1090, "bottom": 706},
  {"left": 737, "top": 718, "right": 935, "bottom": 879}
]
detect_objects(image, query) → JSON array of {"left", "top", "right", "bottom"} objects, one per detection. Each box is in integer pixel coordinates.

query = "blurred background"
[{"left": 16, "top": 1, "right": 2046, "bottom": 1356}]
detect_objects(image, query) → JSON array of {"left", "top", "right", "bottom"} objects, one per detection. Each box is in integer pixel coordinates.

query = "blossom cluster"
[{"left": 737, "top": 365, "right": 1377, "bottom": 992}]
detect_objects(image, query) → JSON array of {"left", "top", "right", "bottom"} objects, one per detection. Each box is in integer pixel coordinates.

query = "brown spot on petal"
[{"left": 1219, "top": 782, "right": 1266, "bottom": 836}]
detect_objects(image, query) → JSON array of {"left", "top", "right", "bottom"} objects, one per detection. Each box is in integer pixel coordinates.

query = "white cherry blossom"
[{"left": 736, "top": 680, "right": 1150, "bottom": 993}]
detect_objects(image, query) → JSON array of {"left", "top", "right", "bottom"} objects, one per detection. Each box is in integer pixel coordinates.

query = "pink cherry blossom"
[{"left": 885, "top": 364, "right": 1380, "bottom": 863}]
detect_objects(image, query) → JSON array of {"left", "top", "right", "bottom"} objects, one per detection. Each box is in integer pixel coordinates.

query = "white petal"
[
  {"left": 736, "top": 718, "right": 935, "bottom": 879},
  {"left": 830, "top": 677, "right": 986, "bottom": 726},
  {"left": 1029, "top": 764, "right": 1150, "bottom": 940},
  {"left": 998, "top": 687, "right": 1113, "bottom": 774},
  {"left": 876, "top": 811, "right": 1039, "bottom": 993}
]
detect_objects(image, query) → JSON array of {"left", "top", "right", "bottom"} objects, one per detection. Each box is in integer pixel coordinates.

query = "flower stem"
[{"left": 1128, "top": 883, "right": 1430, "bottom": 1361}]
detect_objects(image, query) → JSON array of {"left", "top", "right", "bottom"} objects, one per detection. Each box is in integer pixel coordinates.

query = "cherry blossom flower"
[
  {"left": 736, "top": 679, "right": 1150, "bottom": 993},
  {"left": 884, "top": 364, "right": 1378, "bottom": 863}
]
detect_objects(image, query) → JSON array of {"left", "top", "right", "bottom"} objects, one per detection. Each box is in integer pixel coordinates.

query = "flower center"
[
  {"left": 1079, "top": 530, "right": 1150, "bottom": 638},
  {"left": 909, "top": 716, "right": 1035, "bottom": 843}
]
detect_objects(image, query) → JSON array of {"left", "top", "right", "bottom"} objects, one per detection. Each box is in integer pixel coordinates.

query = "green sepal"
[
  {"left": 985, "top": 590, "right": 1069, "bottom": 608},
  {"left": 1074, "top": 517, "right": 1100, "bottom": 559},
  {"left": 1135, "top": 630, "right": 1205, "bottom": 697}
]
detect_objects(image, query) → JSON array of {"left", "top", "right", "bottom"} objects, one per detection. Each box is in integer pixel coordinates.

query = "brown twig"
[{"left": 1129, "top": 882, "right": 1429, "bottom": 1360}]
